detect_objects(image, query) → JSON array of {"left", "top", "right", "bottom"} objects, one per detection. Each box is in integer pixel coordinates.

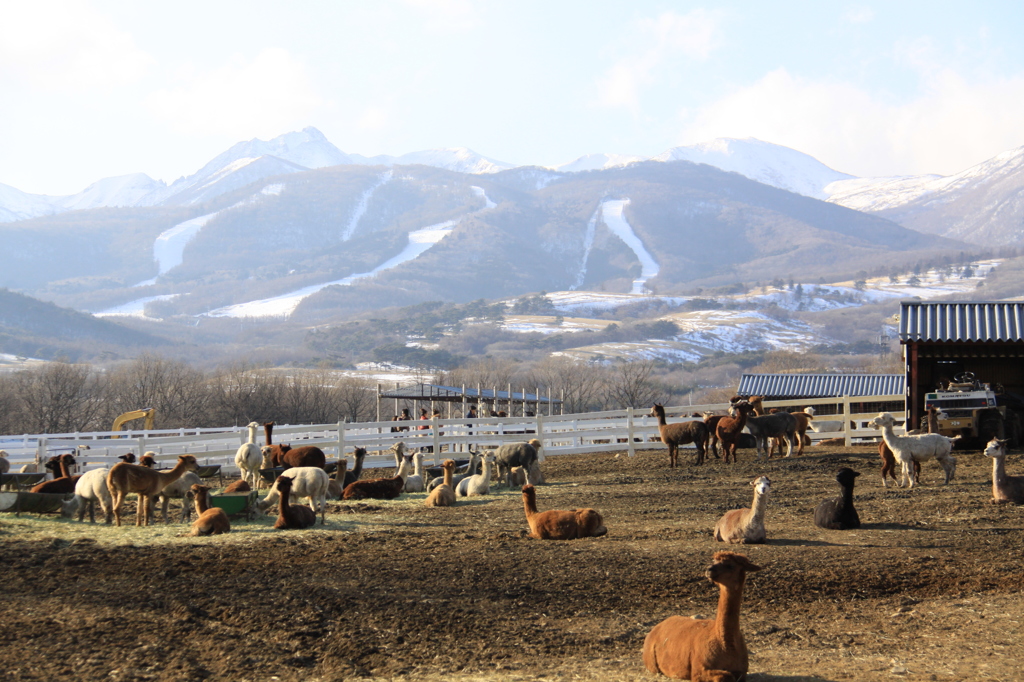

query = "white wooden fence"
[{"left": 0, "top": 394, "right": 905, "bottom": 477}]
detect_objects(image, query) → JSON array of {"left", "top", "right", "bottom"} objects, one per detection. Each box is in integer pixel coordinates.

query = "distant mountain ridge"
[{"left": 5, "top": 127, "right": 1024, "bottom": 249}]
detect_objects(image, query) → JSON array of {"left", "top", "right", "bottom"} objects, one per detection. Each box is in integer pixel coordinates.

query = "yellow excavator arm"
[{"left": 111, "top": 408, "right": 156, "bottom": 438}]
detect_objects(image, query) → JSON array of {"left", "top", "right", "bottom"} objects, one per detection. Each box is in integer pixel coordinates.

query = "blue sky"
[{"left": 3, "top": 0, "right": 1024, "bottom": 194}]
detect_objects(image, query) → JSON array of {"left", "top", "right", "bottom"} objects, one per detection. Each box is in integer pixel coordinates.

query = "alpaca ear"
[{"left": 736, "top": 555, "right": 763, "bottom": 572}]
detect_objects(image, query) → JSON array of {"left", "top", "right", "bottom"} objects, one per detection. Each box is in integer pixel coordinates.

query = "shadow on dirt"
[
  {"left": 766, "top": 537, "right": 844, "bottom": 547},
  {"left": 749, "top": 671, "right": 835, "bottom": 675}
]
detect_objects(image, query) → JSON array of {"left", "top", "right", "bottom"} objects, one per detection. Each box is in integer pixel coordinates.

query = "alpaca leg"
[
  {"left": 785, "top": 433, "right": 795, "bottom": 457},
  {"left": 111, "top": 492, "right": 122, "bottom": 527}
]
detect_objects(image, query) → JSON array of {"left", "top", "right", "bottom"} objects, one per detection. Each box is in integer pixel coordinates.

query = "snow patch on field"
[{"left": 95, "top": 294, "right": 179, "bottom": 319}]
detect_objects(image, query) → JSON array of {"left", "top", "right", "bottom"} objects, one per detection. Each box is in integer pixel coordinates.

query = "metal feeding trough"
[
  {"left": 258, "top": 467, "right": 287, "bottom": 485},
  {"left": 194, "top": 465, "right": 223, "bottom": 486},
  {"left": 0, "top": 473, "right": 49, "bottom": 491},
  {"left": 0, "top": 491, "right": 75, "bottom": 516},
  {"left": 210, "top": 491, "right": 260, "bottom": 521}
]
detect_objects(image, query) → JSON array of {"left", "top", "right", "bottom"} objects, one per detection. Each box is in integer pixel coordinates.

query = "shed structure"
[
  {"left": 376, "top": 383, "right": 562, "bottom": 422},
  {"left": 899, "top": 300, "right": 1024, "bottom": 432},
  {"left": 736, "top": 373, "right": 905, "bottom": 416}
]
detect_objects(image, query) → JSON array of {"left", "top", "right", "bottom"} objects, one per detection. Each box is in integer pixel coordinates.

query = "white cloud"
[
  {"left": 596, "top": 9, "right": 723, "bottom": 114},
  {"left": 0, "top": 0, "right": 152, "bottom": 91},
  {"left": 842, "top": 5, "right": 875, "bottom": 24},
  {"left": 146, "top": 48, "right": 323, "bottom": 138},
  {"left": 678, "top": 67, "right": 1024, "bottom": 177}
]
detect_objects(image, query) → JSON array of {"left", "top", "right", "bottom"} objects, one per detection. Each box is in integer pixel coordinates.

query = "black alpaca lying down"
[{"left": 814, "top": 467, "right": 861, "bottom": 530}]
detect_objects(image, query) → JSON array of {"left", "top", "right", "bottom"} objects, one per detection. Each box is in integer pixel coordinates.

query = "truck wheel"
[{"left": 979, "top": 412, "right": 1004, "bottom": 444}]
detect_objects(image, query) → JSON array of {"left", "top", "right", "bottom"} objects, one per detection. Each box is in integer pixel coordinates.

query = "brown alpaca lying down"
[
  {"left": 643, "top": 551, "right": 762, "bottom": 681},
  {"left": 522, "top": 485, "right": 606, "bottom": 540}
]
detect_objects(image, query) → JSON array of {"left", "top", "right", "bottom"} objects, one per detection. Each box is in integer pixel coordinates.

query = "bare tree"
[
  {"left": 535, "top": 356, "right": 607, "bottom": 414},
  {"left": 607, "top": 359, "right": 666, "bottom": 409},
  {"left": 334, "top": 376, "right": 377, "bottom": 423},
  {"left": 12, "top": 360, "right": 104, "bottom": 434},
  {"left": 103, "top": 354, "right": 211, "bottom": 429}
]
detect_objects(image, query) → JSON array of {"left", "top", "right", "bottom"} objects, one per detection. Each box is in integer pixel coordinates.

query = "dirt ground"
[{"left": 1, "top": 443, "right": 1022, "bottom": 682}]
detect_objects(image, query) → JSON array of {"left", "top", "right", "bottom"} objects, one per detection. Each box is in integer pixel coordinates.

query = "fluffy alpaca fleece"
[
  {"left": 521, "top": 485, "right": 606, "bottom": 540},
  {"left": 424, "top": 459, "right": 457, "bottom": 507},
  {"left": 713, "top": 476, "right": 770, "bottom": 544},
  {"left": 814, "top": 468, "right": 861, "bottom": 530},
  {"left": 643, "top": 551, "right": 762, "bottom": 681}
]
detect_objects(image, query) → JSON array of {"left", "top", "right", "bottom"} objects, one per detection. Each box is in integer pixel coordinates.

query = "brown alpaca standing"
[
  {"left": 107, "top": 454, "right": 199, "bottom": 527},
  {"left": 424, "top": 459, "right": 457, "bottom": 507},
  {"left": 652, "top": 404, "right": 708, "bottom": 467},
  {"left": 273, "top": 475, "right": 316, "bottom": 529},
  {"left": 522, "top": 485, "right": 606, "bottom": 540},
  {"left": 187, "top": 484, "right": 231, "bottom": 536},
  {"left": 643, "top": 551, "right": 762, "bottom": 681},
  {"left": 716, "top": 402, "right": 754, "bottom": 464}
]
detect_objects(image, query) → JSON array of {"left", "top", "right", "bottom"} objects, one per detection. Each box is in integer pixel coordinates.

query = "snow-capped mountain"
[
  {"left": 824, "top": 145, "right": 1024, "bottom": 213},
  {"left": 350, "top": 147, "right": 515, "bottom": 174},
  {"left": 823, "top": 145, "right": 1024, "bottom": 245},
  {"left": 552, "top": 153, "right": 645, "bottom": 173},
  {"left": 651, "top": 138, "right": 855, "bottom": 200},
  {"left": 61, "top": 173, "right": 166, "bottom": 211},
  {"left": 0, "top": 128, "right": 516, "bottom": 221}
]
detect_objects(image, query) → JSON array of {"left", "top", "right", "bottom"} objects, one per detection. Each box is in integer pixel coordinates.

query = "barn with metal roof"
[
  {"left": 899, "top": 300, "right": 1024, "bottom": 436},
  {"left": 736, "top": 373, "right": 905, "bottom": 416}
]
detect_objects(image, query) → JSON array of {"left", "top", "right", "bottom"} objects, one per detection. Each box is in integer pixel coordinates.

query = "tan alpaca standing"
[
  {"left": 643, "top": 552, "right": 762, "bottom": 680},
  {"left": 107, "top": 455, "right": 199, "bottom": 527}
]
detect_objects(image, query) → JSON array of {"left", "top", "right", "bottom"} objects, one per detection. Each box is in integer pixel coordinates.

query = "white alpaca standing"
[
  {"left": 868, "top": 412, "right": 957, "bottom": 488},
  {"left": 234, "top": 422, "right": 264, "bottom": 489}
]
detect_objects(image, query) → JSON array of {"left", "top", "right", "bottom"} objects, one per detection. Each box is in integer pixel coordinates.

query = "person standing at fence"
[
  {"left": 466, "top": 406, "right": 477, "bottom": 450},
  {"left": 418, "top": 408, "right": 431, "bottom": 453}
]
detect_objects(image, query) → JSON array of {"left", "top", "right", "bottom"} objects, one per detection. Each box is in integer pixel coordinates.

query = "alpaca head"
[
  {"left": 442, "top": 459, "right": 456, "bottom": 472},
  {"left": 835, "top": 467, "right": 860, "bottom": 488},
  {"left": 260, "top": 446, "right": 275, "bottom": 469},
  {"left": 706, "top": 551, "right": 762, "bottom": 588},
  {"left": 190, "top": 483, "right": 211, "bottom": 505},
  {"left": 868, "top": 412, "right": 896, "bottom": 429},
  {"left": 391, "top": 442, "right": 406, "bottom": 457},
  {"left": 118, "top": 452, "right": 137, "bottom": 464},
  {"left": 650, "top": 404, "right": 666, "bottom": 418},
  {"left": 247, "top": 421, "right": 260, "bottom": 431},
  {"left": 983, "top": 438, "right": 1011, "bottom": 458},
  {"left": 750, "top": 476, "right": 770, "bottom": 496},
  {"left": 353, "top": 447, "right": 367, "bottom": 462},
  {"left": 275, "top": 475, "right": 293, "bottom": 492},
  {"left": 730, "top": 401, "right": 754, "bottom": 417},
  {"left": 139, "top": 455, "right": 156, "bottom": 468},
  {"left": 803, "top": 406, "right": 816, "bottom": 416},
  {"left": 177, "top": 454, "right": 199, "bottom": 472}
]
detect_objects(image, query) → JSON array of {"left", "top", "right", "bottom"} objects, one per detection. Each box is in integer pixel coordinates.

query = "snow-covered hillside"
[
  {"left": 652, "top": 138, "right": 854, "bottom": 199},
  {"left": 825, "top": 145, "right": 1024, "bottom": 213},
  {"left": 352, "top": 148, "right": 515, "bottom": 175}
]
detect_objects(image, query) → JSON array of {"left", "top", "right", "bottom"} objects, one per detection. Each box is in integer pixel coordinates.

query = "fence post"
[
  {"left": 843, "top": 396, "right": 852, "bottom": 447},
  {"left": 138, "top": 436, "right": 147, "bottom": 458},
  {"left": 35, "top": 437, "right": 46, "bottom": 472},
  {"left": 337, "top": 421, "right": 345, "bottom": 461},
  {"left": 431, "top": 416, "right": 440, "bottom": 466},
  {"left": 536, "top": 414, "right": 544, "bottom": 461},
  {"left": 627, "top": 407, "right": 636, "bottom": 457}
]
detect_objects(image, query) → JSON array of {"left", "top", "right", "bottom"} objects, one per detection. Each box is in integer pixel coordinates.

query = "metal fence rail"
[{"left": 0, "top": 395, "right": 905, "bottom": 478}]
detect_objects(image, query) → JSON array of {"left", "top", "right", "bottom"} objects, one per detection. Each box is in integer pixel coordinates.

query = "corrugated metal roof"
[
  {"left": 380, "top": 383, "right": 560, "bottom": 403},
  {"left": 737, "top": 373, "right": 905, "bottom": 398},
  {"left": 899, "top": 300, "right": 1024, "bottom": 342}
]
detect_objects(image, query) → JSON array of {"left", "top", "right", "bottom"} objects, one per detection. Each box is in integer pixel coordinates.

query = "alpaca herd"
[{"left": 12, "top": 401, "right": 1024, "bottom": 681}]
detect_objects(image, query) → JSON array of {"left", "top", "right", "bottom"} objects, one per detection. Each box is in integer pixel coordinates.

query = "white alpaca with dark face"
[{"left": 984, "top": 438, "right": 1024, "bottom": 505}]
